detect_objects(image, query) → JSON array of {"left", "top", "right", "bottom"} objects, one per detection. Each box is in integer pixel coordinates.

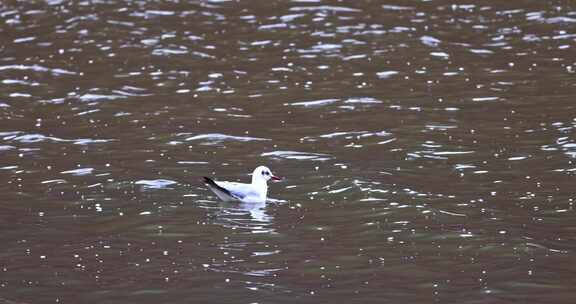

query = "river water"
[{"left": 1, "top": 1, "right": 575, "bottom": 303}]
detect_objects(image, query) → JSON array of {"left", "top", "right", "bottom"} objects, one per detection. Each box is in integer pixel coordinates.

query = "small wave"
[
  {"left": 261, "top": 150, "right": 332, "bottom": 161},
  {"left": 61, "top": 168, "right": 94, "bottom": 176},
  {"left": 152, "top": 48, "right": 189, "bottom": 56},
  {"left": 287, "top": 97, "right": 383, "bottom": 108},
  {"left": 41, "top": 179, "right": 67, "bottom": 184},
  {"left": 0, "top": 165, "right": 18, "bottom": 170},
  {"left": 382, "top": 5, "right": 414, "bottom": 11},
  {"left": 286, "top": 98, "right": 339, "bottom": 107},
  {"left": 420, "top": 35, "right": 441, "bottom": 47},
  {"left": 185, "top": 133, "right": 270, "bottom": 142},
  {"left": 344, "top": 97, "right": 383, "bottom": 104},
  {"left": 177, "top": 161, "right": 209, "bottom": 165},
  {"left": 10, "top": 134, "right": 67, "bottom": 143},
  {"left": 376, "top": 71, "right": 399, "bottom": 79},
  {"left": 3, "top": 132, "right": 114, "bottom": 145},
  {"left": 0, "top": 64, "right": 77, "bottom": 76},
  {"left": 73, "top": 138, "right": 114, "bottom": 145},
  {"left": 135, "top": 179, "right": 177, "bottom": 189},
  {"left": 304, "top": 130, "right": 392, "bottom": 143},
  {"left": 78, "top": 93, "right": 127, "bottom": 102},
  {"left": 290, "top": 5, "right": 362, "bottom": 13},
  {"left": 0, "top": 145, "right": 16, "bottom": 151},
  {"left": 472, "top": 96, "right": 500, "bottom": 102},
  {"left": 319, "top": 131, "right": 369, "bottom": 138}
]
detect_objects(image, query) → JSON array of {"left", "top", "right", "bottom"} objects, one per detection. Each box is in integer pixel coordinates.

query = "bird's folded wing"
[{"left": 216, "top": 181, "right": 259, "bottom": 199}]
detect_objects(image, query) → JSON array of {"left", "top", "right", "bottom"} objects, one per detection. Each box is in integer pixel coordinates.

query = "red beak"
[{"left": 271, "top": 175, "right": 282, "bottom": 181}]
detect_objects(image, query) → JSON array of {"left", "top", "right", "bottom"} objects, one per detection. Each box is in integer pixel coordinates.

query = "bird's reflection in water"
[{"left": 212, "top": 201, "right": 276, "bottom": 234}]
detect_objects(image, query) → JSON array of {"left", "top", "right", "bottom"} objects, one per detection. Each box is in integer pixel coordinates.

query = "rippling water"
[{"left": 1, "top": 1, "right": 575, "bottom": 303}]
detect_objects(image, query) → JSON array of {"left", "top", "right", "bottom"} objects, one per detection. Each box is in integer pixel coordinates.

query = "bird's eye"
[{"left": 263, "top": 171, "right": 270, "bottom": 175}]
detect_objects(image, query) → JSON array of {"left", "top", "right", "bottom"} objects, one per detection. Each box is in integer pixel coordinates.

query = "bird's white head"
[{"left": 252, "top": 166, "right": 282, "bottom": 183}]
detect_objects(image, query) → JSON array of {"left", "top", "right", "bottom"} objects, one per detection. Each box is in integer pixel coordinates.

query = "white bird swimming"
[{"left": 202, "top": 166, "right": 282, "bottom": 203}]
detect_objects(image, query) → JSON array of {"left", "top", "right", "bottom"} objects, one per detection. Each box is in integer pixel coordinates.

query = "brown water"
[{"left": 1, "top": 1, "right": 576, "bottom": 303}]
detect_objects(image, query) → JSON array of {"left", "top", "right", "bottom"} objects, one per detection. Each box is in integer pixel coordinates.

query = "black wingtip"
[
  {"left": 202, "top": 176, "right": 214, "bottom": 185},
  {"left": 201, "top": 176, "right": 235, "bottom": 198}
]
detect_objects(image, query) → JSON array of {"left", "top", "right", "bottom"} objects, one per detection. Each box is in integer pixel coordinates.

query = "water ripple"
[
  {"left": 61, "top": 168, "right": 94, "bottom": 176},
  {"left": 0, "top": 64, "right": 78, "bottom": 76},
  {"left": 3, "top": 132, "right": 114, "bottom": 145},
  {"left": 1, "top": 1, "right": 575, "bottom": 302},
  {"left": 135, "top": 179, "right": 177, "bottom": 189},
  {"left": 289, "top": 5, "right": 362, "bottom": 13},
  {"left": 262, "top": 150, "right": 332, "bottom": 161},
  {"left": 78, "top": 93, "right": 128, "bottom": 102},
  {"left": 184, "top": 133, "right": 270, "bottom": 143},
  {"left": 286, "top": 98, "right": 339, "bottom": 107}
]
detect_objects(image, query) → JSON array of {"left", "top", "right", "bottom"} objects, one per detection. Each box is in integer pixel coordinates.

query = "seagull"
[{"left": 202, "top": 166, "right": 281, "bottom": 203}]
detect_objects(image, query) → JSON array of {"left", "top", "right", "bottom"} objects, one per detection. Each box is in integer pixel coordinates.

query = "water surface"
[{"left": 1, "top": 1, "right": 576, "bottom": 303}]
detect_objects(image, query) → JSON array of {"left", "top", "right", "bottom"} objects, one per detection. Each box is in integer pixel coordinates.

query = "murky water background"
[{"left": 1, "top": 0, "right": 575, "bottom": 303}]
